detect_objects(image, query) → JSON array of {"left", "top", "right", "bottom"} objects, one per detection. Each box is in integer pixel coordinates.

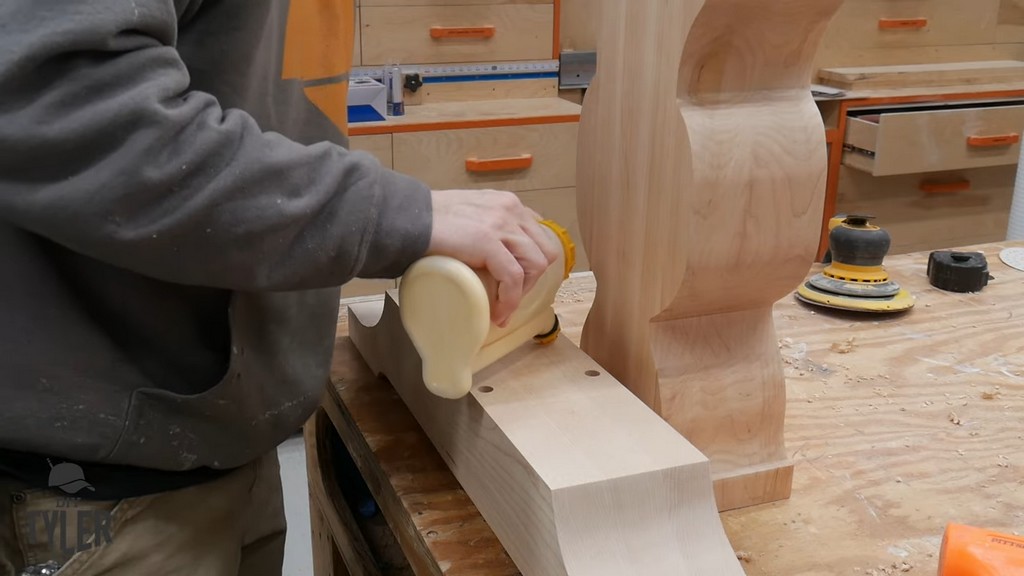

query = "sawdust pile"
[
  {"left": 864, "top": 561, "right": 914, "bottom": 575},
  {"left": 830, "top": 337, "right": 857, "bottom": 354}
]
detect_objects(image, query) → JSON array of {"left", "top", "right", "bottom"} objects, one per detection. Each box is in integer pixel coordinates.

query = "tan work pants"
[{"left": 0, "top": 451, "right": 286, "bottom": 576}]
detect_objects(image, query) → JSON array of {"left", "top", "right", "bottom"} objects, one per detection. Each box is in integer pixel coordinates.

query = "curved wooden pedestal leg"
[{"left": 577, "top": 0, "right": 842, "bottom": 511}]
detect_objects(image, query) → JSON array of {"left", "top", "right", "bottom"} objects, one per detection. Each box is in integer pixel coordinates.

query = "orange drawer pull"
[
  {"left": 465, "top": 154, "right": 533, "bottom": 173},
  {"left": 920, "top": 179, "right": 971, "bottom": 194},
  {"left": 430, "top": 26, "right": 495, "bottom": 40},
  {"left": 967, "top": 134, "right": 1020, "bottom": 148},
  {"left": 878, "top": 17, "right": 928, "bottom": 30}
]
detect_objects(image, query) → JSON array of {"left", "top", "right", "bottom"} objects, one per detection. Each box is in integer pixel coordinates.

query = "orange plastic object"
[
  {"left": 939, "top": 523, "right": 1024, "bottom": 576},
  {"left": 878, "top": 17, "right": 928, "bottom": 30},
  {"left": 919, "top": 179, "right": 971, "bottom": 194},
  {"left": 967, "top": 133, "right": 1020, "bottom": 148},
  {"left": 465, "top": 154, "right": 533, "bottom": 172},
  {"left": 430, "top": 25, "right": 495, "bottom": 39}
]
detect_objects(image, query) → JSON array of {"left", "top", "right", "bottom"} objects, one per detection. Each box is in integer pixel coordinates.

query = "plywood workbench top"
[{"left": 329, "top": 241, "right": 1024, "bottom": 575}]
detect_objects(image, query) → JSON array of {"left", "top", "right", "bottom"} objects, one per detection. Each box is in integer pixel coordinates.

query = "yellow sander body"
[{"left": 796, "top": 215, "right": 915, "bottom": 313}]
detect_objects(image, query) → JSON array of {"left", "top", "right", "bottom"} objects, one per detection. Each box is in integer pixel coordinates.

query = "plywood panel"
[
  {"left": 842, "top": 104, "right": 1024, "bottom": 176},
  {"left": 822, "top": 0, "right": 1000, "bottom": 51},
  {"left": 814, "top": 43, "right": 1024, "bottom": 73},
  {"left": 348, "top": 97, "right": 581, "bottom": 136},
  {"left": 349, "top": 134, "right": 393, "bottom": 168},
  {"left": 361, "top": 0, "right": 550, "bottom": 5},
  {"left": 558, "top": 0, "right": 597, "bottom": 52},
  {"left": 392, "top": 122, "right": 577, "bottom": 191},
  {"left": 835, "top": 165, "right": 1016, "bottom": 253},
  {"left": 360, "top": 5, "right": 553, "bottom": 65},
  {"left": 819, "top": 61, "right": 1024, "bottom": 90},
  {"left": 342, "top": 279, "right": 396, "bottom": 299}
]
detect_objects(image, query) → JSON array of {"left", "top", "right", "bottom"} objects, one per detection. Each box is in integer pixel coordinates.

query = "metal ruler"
[{"left": 352, "top": 60, "right": 560, "bottom": 83}]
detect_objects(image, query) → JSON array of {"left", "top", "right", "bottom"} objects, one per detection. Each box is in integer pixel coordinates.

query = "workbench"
[{"left": 306, "top": 241, "right": 1024, "bottom": 576}]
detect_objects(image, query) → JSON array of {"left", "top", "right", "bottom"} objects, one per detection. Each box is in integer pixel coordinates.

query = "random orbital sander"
[
  {"left": 398, "top": 220, "right": 576, "bottom": 399},
  {"left": 796, "top": 215, "right": 914, "bottom": 313}
]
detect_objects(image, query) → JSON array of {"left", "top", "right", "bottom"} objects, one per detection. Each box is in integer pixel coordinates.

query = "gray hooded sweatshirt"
[{"left": 0, "top": 0, "right": 431, "bottom": 498}]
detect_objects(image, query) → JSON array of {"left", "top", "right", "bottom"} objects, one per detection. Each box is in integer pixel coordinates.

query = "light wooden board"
[
  {"left": 832, "top": 81, "right": 1024, "bottom": 103},
  {"left": 361, "top": 0, "right": 550, "bottom": 5},
  {"left": 360, "top": 5, "right": 553, "bottom": 66},
  {"left": 841, "top": 103, "right": 1024, "bottom": 176},
  {"left": 349, "top": 134, "right": 394, "bottom": 168},
  {"left": 557, "top": 0, "right": 596, "bottom": 52},
  {"left": 819, "top": 61, "right": 1024, "bottom": 90},
  {"left": 813, "top": 44, "right": 1024, "bottom": 76},
  {"left": 347, "top": 293, "right": 744, "bottom": 575},
  {"left": 835, "top": 165, "right": 1017, "bottom": 254},
  {"left": 348, "top": 97, "right": 580, "bottom": 136},
  {"left": 575, "top": 0, "right": 840, "bottom": 511},
  {"left": 325, "top": 241, "right": 1024, "bottom": 575},
  {"left": 819, "top": 0, "right": 1002, "bottom": 51},
  {"left": 391, "top": 123, "right": 577, "bottom": 192}
]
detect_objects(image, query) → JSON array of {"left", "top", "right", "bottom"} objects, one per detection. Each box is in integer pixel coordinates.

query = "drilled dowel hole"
[{"left": 585, "top": 370, "right": 600, "bottom": 377}]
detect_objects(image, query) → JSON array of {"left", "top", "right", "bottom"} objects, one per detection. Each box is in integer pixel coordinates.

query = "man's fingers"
[
  {"left": 505, "top": 231, "right": 551, "bottom": 297},
  {"left": 485, "top": 245, "right": 525, "bottom": 326},
  {"left": 521, "top": 220, "right": 562, "bottom": 266}
]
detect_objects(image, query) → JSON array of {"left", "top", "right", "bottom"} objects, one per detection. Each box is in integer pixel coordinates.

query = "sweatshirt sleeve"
[{"left": 0, "top": 0, "right": 432, "bottom": 291}]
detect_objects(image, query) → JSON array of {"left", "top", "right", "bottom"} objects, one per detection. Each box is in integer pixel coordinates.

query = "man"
[{"left": 0, "top": 1, "right": 560, "bottom": 574}]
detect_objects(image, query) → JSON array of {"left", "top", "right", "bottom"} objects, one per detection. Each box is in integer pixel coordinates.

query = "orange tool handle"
[
  {"left": 878, "top": 17, "right": 928, "bottom": 30},
  {"left": 920, "top": 179, "right": 971, "bottom": 194},
  {"left": 939, "top": 523, "right": 1024, "bottom": 575},
  {"left": 967, "top": 133, "right": 1020, "bottom": 147},
  {"left": 430, "top": 25, "right": 495, "bottom": 40},
  {"left": 465, "top": 154, "right": 533, "bottom": 173}
]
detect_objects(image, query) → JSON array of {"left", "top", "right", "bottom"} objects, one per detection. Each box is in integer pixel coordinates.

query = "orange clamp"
[
  {"left": 878, "top": 17, "right": 928, "bottom": 30},
  {"left": 967, "top": 133, "right": 1020, "bottom": 148},
  {"left": 465, "top": 154, "right": 533, "bottom": 173},
  {"left": 430, "top": 26, "right": 496, "bottom": 40}
]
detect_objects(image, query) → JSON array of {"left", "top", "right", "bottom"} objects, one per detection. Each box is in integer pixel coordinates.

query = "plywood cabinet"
[
  {"left": 842, "top": 102, "right": 1024, "bottom": 176},
  {"left": 359, "top": 4, "right": 553, "bottom": 66},
  {"left": 392, "top": 123, "right": 576, "bottom": 192},
  {"left": 835, "top": 164, "right": 1016, "bottom": 254}
]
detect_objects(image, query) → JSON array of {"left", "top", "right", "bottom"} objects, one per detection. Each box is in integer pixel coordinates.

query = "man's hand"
[{"left": 427, "top": 189, "right": 562, "bottom": 327}]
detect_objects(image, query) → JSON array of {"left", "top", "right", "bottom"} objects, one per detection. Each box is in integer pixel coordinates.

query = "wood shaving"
[
  {"left": 982, "top": 391, "right": 1000, "bottom": 400},
  {"left": 830, "top": 337, "right": 856, "bottom": 354},
  {"left": 865, "top": 562, "right": 914, "bottom": 575},
  {"left": 948, "top": 412, "right": 961, "bottom": 425},
  {"left": 735, "top": 551, "right": 752, "bottom": 563}
]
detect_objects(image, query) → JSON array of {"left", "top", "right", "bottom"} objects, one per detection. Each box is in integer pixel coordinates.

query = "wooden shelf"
[{"left": 348, "top": 97, "right": 582, "bottom": 135}]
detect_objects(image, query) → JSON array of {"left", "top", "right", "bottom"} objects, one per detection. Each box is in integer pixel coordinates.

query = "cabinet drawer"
[
  {"left": 835, "top": 165, "right": 1015, "bottom": 254},
  {"left": 349, "top": 134, "right": 394, "bottom": 168},
  {"left": 842, "top": 103, "right": 1024, "bottom": 176},
  {"left": 393, "top": 122, "right": 577, "bottom": 191},
  {"left": 360, "top": 4, "right": 553, "bottom": 65},
  {"left": 361, "top": 0, "right": 551, "bottom": 5},
  {"left": 825, "top": 0, "right": 997, "bottom": 49},
  {"left": 516, "top": 187, "right": 588, "bottom": 272}
]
